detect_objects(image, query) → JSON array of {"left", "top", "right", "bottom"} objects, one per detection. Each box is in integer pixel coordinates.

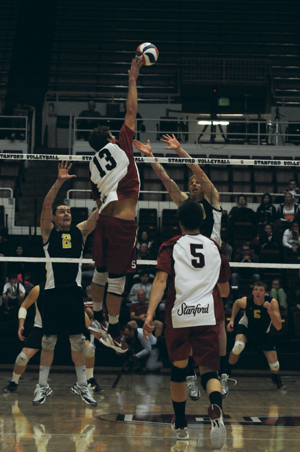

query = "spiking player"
[{"left": 87, "top": 57, "right": 149, "bottom": 353}]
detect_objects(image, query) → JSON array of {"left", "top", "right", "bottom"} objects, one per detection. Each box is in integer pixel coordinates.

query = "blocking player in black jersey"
[
  {"left": 35, "top": 161, "right": 99, "bottom": 406},
  {"left": 225, "top": 281, "right": 286, "bottom": 393},
  {"left": 3, "top": 284, "right": 101, "bottom": 395}
]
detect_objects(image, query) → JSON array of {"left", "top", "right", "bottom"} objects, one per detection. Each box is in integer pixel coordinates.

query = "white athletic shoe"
[
  {"left": 208, "top": 404, "right": 226, "bottom": 449},
  {"left": 186, "top": 375, "right": 201, "bottom": 401},
  {"left": 171, "top": 416, "right": 189, "bottom": 440},
  {"left": 220, "top": 373, "right": 237, "bottom": 398},
  {"left": 71, "top": 383, "right": 97, "bottom": 407},
  {"left": 32, "top": 384, "right": 53, "bottom": 406},
  {"left": 88, "top": 319, "right": 108, "bottom": 334},
  {"left": 100, "top": 332, "right": 129, "bottom": 353}
]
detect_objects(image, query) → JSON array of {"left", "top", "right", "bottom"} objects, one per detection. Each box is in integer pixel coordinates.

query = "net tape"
[{"left": 0, "top": 152, "right": 299, "bottom": 167}]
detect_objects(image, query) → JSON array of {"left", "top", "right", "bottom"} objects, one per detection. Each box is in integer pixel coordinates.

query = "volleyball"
[{"left": 136, "top": 42, "right": 159, "bottom": 66}]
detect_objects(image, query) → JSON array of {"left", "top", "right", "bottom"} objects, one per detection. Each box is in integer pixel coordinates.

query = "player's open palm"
[
  {"left": 57, "top": 161, "right": 76, "bottom": 181},
  {"left": 133, "top": 139, "right": 153, "bottom": 157},
  {"left": 161, "top": 134, "right": 180, "bottom": 151}
]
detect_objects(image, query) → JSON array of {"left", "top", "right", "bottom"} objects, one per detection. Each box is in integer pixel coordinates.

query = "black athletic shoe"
[
  {"left": 3, "top": 381, "right": 18, "bottom": 393},
  {"left": 87, "top": 378, "right": 103, "bottom": 393},
  {"left": 272, "top": 374, "right": 286, "bottom": 390}
]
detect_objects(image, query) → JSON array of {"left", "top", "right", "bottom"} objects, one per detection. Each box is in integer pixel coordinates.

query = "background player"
[
  {"left": 143, "top": 200, "right": 229, "bottom": 449},
  {"left": 88, "top": 57, "right": 149, "bottom": 353},
  {"left": 35, "top": 161, "right": 99, "bottom": 406},
  {"left": 225, "top": 281, "right": 286, "bottom": 393}
]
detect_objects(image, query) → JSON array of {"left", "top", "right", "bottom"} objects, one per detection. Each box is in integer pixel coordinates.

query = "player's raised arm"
[
  {"left": 124, "top": 57, "right": 142, "bottom": 132},
  {"left": 264, "top": 299, "right": 282, "bottom": 331},
  {"left": 161, "top": 134, "right": 220, "bottom": 210},
  {"left": 77, "top": 208, "right": 99, "bottom": 244},
  {"left": 133, "top": 139, "right": 188, "bottom": 206},
  {"left": 40, "top": 161, "right": 76, "bottom": 243}
]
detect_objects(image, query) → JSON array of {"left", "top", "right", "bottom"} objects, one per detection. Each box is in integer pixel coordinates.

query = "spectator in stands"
[
  {"left": 136, "top": 230, "right": 154, "bottom": 253},
  {"left": 274, "top": 192, "right": 300, "bottom": 234},
  {"left": 257, "top": 223, "right": 281, "bottom": 252},
  {"left": 256, "top": 193, "right": 277, "bottom": 227},
  {"left": 7, "top": 245, "right": 28, "bottom": 279},
  {"left": 136, "top": 242, "right": 156, "bottom": 274},
  {"left": 282, "top": 221, "right": 300, "bottom": 260},
  {"left": 221, "top": 239, "right": 233, "bottom": 262},
  {"left": 2, "top": 274, "right": 25, "bottom": 316},
  {"left": 269, "top": 279, "right": 288, "bottom": 311},
  {"left": 127, "top": 269, "right": 153, "bottom": 305},
  {"left": 129, "top": 289, "right": 149, "bottom": 327},
  {"left": 77, "top": 101, "right": 102, "bottom": 140},
  {"left": 282, "top": 178, "right": 300, "bottom": 201},
  {"left": 122, "top": 323, "right": 163, "bottom": 373},
  {"left": 230, "top": 242, "right": 261, "bottom": 299},
  {"left": 228, "top": 194, "right": 257, "bottom": 233}
]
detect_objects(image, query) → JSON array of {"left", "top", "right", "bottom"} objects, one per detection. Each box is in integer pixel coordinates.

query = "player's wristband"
[{"left": 18, "top": 307, "right": 27, "bottom": 320}]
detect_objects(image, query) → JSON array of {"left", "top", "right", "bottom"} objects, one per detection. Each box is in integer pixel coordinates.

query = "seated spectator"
[
  {"left": 17, "top": 271, "right": 34, "bottom": 295},
  {"left": 256, "top": 193, "right": 277, "bottom": 227},
  {"left": 136, "top": 230, "right": 155, "bottom": 253},
  {"left": 269, "top": 279, "right": 288, "bottom": 311},
  {"left": 122, "top": 323, "right": 163, "bottom": 373},
  {"left": 228, "top": 194, "right": 257, "bottom": 235},
  {"left": 2, "top": 274, "right": 25, "bottom": 316},
  {"left": 77, "top": 101, "right": 102, "bottom": 140},
  {"left": 127, "top": 269, "right": 153, "bottom": 305},
  {"left": 282, "top": 178, "right": 300, "bottom": 201},
  {"left": 221, "top": 239, "right": 233, "bottom": 262},
  {"left": 136, "top": 243, "right": 156, "bottom": 274},
  {"left": 129, "top": 289, "right": 148, "bottom": 327},
  {"left": 274, "top": 193, "right": 300, "bottom": 234},
  {"left": 282, "top": 221, "right": 300, "bottom": 261},
  {"left": 258, "top": 223, "right": 281, "bottom": 252},
  {"left": 7, "top": 245, "right": 28, "bottom": 279},
  {"left": 231, "top": 242, "right": 260, "bottom": 298}
]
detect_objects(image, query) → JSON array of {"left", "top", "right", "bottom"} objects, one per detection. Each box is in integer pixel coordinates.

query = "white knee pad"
[
  {"left": 107, "top": 276, "right": 125, "bottom": 296},
  {"left": 92, "top": 270, "right": 108, "bottom": 286},
  {"left": 269, "top": 361, "right": 280, "bottom": 372},
  {"left": 70, "top": 335, "right": 85, "bottom": 352},
  {"left": 16, "top": 351, "right": 30, "bottom": 366},
  {"left": 84, "top": 342, "right": 95, "bottom": 358},
  {"left": 232, "top": 340, "right": 245, "bottom": 355},
  {"left": 42, "top": 335, "right": 57, "bottom": 351}
]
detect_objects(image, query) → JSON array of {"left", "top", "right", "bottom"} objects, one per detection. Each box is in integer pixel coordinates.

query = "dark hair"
[
  {"left": 139, "top": 269, "right": 149, "bottom": 277},
  {"left": 124, "top": 324, "right": 133, "bottom": 332},
  {"left": 261, "top": 193, "right": 273, "bottom": 207},
  {"left": 253, "top": 281, "right": 267, "bottom": 291},
  {"left": 238, "top": 194, "right": 247, "bottom": 203},
  {"left": 52, "top": 203, "right": 70, "bottom": 215},
  {"left": 88, "top": 125, "right": 111, "bottom": 151},
  {"left": 177, "top": 199, "right": 203, "bottom": 230}
]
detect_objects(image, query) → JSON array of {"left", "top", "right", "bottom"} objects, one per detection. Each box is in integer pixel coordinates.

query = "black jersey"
[
  {"left": 198, "top": 198, "right": 222, "bottom": 244},
  {"left": 43, "top": 226, "right": 84, "bottom": 289},
  {"left": 240, "top": 295, "right": 273, "bottom": 334}
]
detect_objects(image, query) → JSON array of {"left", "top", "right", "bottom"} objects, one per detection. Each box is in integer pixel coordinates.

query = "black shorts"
[
  {"left": 43, "top": 286, "right": 85, "bottom": 336},
  {"left": 236, "top": 324, "right": 276, "bottom": 352},
  {"left": 23, "top": 326, "right": 44, "bottom": 350}
]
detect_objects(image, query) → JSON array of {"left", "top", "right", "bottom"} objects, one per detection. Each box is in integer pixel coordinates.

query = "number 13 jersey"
[{"left": 90, "top": 124, "right": 140, "bottom": 213}]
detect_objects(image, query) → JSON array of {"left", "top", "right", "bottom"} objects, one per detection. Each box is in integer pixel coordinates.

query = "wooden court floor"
[{"left": 1, "top": 368, "right": 300, "bottom": 452}]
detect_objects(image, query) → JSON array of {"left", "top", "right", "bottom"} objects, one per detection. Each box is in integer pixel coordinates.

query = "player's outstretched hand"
[
  {"left": 133, "top": 139, "right": 153, "bottom": 157},
  {"left": 160, "top": 133, "right": 180, "bottom": 152},
  {"left": 128, "top": 57, "right": 143, "bottom": 80},
  {"left": 143, "top": 314, "right": 155, "bottom": 340},
  {"left": 58, "top": 161, "right": 76, "bottom": 181}
]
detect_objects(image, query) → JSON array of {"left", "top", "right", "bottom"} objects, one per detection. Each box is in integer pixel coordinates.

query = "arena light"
[{"left": 197, "top": 121, "right": 230, "bottom": 126}]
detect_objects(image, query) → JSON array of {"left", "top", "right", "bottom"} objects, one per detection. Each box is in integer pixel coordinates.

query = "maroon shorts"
[
  {"left": 165, "top": 323, "right": 220, "bottom": 370},
  {"left": 214, "top": 287, "right": 224, "bottom": 324},
  {"left": 92, "top": 215, "right": 138, "bottom": 274}
]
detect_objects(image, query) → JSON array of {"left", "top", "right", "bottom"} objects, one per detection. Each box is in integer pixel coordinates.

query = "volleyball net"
[{"left": 0, "top": 152, "right": 300, "bottom": 292}]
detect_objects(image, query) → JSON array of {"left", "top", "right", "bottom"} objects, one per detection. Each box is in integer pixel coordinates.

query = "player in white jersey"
[
  {"left": 143, "top": 199, "right": 228, "bottom": 449},
  {"left": 36, "top": 161, "right": 99, "bottom": 406},
  {"left": 87, "top": 57, "right": 149, "bottom": 354},
  {"left": 133, "top": 136, "right": 228, "bottom": 398}
]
